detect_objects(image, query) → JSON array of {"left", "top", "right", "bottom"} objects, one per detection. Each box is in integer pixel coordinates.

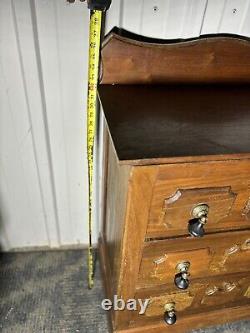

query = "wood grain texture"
[
  {"left": 115, "top": 304, "right": 250, "bottom": 333},
  {"left": 100, "top": 238, "right": 250, "bottom": 333},
  {"left": 99, "top": 27, "right": 250, "bottom": 333},
  {"left": 118, "top": 154, "right": 250, "bottom": 167},
  {"left": 98, "top": 85, "right": 250, "bottom": 162},
  {"left": 101, "top": 28, "right": 250, "bottom": 84},
  {"left": 100, "top": 154, "right": 250, "bottom": 331},
  {"left": 100, "top": 119, "right": 110, "bottom": 244},
  {"left": 99, "top": 236, "right": 116, "bottom": 332},
  {"left": 138, "top": 230, "right": 250, "bottom": 289},
  {"left": 103, "top": 138, "right": 131, "bottom": 297},
  {"left": 132, "top": 272, "right": 250, "bottom": 325},
  {"left": 147, "top": 159, "right": 250, "bottom": 238},
  {"left": 114, "top": 166, "right": 158, "bottom": 329},
  {"left": 100, "top": 139, "right": 158, "bottom": 329},
  {"left": 100, "top": 153, "right": 250, "bottom": 331},
  {"left": 163, "top": 186, "right": 236, "bottom": 228}
]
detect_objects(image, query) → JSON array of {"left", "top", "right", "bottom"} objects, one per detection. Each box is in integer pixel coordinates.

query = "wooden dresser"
[{"left": 98, "top": 28, "right": 250, "bottom": 333}]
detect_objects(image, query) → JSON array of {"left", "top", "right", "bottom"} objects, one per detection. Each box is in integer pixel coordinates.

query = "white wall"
[
  {"left": 106, "top": 0, "right": 250, "bottom": 38},
  {"left": 0, "top": 0, "right": 250, "bottom": 251},
  {"left": 0, "top": 0, "right": 90, "bottom": 250}
]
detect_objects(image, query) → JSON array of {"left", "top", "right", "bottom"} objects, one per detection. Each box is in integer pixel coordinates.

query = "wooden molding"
[
  {"left": 162, "top": 186, "right": 236, "bottom": 228},
  {"left": 100, "top": 27, "right": 250, "bottom": 84}
]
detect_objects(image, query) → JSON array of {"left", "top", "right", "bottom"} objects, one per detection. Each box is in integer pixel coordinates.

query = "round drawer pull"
[
  {"left": 164, "top": 302, "right": 176, "bottom": 325},
  {"left": 189, "top": 204, "right": 209, "bottom": 237},
  {"left": 174, "top": 261, "right": 190, "bottom": 290}
]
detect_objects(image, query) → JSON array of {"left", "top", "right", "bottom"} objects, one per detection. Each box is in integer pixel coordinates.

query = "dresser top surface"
[{"left": 98, "top": 84, "right": 250, "bottom": 164}]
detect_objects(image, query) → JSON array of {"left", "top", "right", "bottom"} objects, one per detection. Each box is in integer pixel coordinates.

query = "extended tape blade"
[{"left": 86, "top": 10, "right": 102, "bottom": 289}]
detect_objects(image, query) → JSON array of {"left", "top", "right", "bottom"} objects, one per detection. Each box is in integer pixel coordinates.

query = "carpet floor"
[{"left": 0, "top": 249, "right": 249, "bottom": 333}]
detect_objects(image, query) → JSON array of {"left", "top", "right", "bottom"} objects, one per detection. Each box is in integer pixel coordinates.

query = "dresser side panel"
[{"left": 103, "top": 136, "right": 132, "bottom": 297}]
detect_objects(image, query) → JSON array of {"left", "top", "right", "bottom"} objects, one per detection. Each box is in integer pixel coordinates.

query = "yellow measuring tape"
[{"left": 87, "top": 10, "right": 102, "bottom": 289}]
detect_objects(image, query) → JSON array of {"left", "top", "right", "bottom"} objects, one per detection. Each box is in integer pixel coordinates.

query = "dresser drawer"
[
  {"left": 137, "top": 230, "right": 250, "bottom": 289},
  {"left": 147, "top": 160, "right": 250, "bottom": 238},
  {"left": 132, "top": 272, "right": 250, "bottom": 326}
]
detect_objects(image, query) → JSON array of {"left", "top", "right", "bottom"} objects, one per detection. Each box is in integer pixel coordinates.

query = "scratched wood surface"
[
  {"left": 138, "top": 230, "right": 250, "bottom": 289},
  {"left": 133, "top": 271, "right": 250, "bottom": 319},
  {"left": 101, "top": 29, "right": 250, "bottom": 84},
  {"left": 117, "top": 304, "right": 250, "bottom": 333},
  {"left": 99, "top": 22, "right": 250, "bottom": 333},
  {"left": 147, "top": 159, "right": 250, "bottom": 238},
  {"left": 103, "top": 134, "right": 131, "bottom": 297},
  {"left": 130, "top": 272, "right": 250, "bottom": 330},
  {"left": 98, "top": 84, "right": 250, "bottom": 163}
]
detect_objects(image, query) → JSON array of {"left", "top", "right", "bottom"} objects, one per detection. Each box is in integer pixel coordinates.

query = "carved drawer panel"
[
  {"left": 137, "top": 230, "right": 250, "bottom": 289},
  {"left": 147, "top": 160, "right": 250, "bottom": 238},
  {"left": 132, "top": 272, "right": 250, "bottom": 325}
]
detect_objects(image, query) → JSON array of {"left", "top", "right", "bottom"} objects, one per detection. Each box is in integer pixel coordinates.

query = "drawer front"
[
  {"left": 137, "top": 230, "right": 250, "bottom": 289},
  {"left": 131, "top": 273, "right": 250, "bottom": 326},
  {"left": 147, "top": 160, "right": 250, "bottom": 238}
]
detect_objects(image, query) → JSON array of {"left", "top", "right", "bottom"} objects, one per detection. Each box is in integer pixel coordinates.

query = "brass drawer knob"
[
  {"left": 188, "top": 204, "right": 209, "bottom": 237},
  {"left": 164, "top": 302, "right": 176, "bottom": 325},
  {"left": 174, "top": 261, "right": 190, "bottom": 290}
]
